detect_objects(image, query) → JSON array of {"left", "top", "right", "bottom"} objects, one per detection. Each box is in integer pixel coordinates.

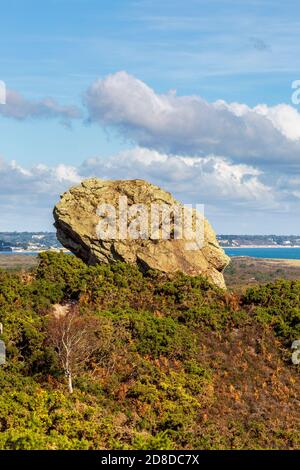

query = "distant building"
[{"left": 32, "top": 235, "right": 45, "bottom": 240}]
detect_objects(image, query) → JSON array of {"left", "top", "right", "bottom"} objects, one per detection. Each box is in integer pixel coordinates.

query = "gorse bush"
[
  {"left": 0, "top": 252, "right": 299, "bottom": 450},
  {"left": 243, "top": 280, "right": 300, "bottom": 344}
]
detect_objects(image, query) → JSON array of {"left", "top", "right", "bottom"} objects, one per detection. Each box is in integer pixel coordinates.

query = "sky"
[{"left": 1, "top": 0, "right": 300, "bottom": 233}]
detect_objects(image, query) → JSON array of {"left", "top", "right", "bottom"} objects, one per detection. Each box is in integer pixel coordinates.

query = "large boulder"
[{"left": 53, "top": 178, "right": 230, "bottom": 288}]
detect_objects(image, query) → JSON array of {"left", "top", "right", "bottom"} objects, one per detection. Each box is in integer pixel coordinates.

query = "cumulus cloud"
[
  {"left": 0, "top": 158, "right": 82, "bottom": 230},
  {"left": 85, "top": 71, "right": 300, "bottom": 166},
  {"left": 216, "top": 101, "right": 300, "bottom": 142},
  {"left": 0, "top": 146, "right": 276, "bottom": 225},
  {"left": 0, "top": 148, "right": 273, "bottom": 209},
  {"left": 2, "top": 72, "right": 300, "bottom": 231},
  {"left": 0, "top": 158, "right": 80, "bottom": 201},
  {"left": 0, "top": 89, "right": 82, "bottom": 125},
  {"left": 81, "top": 147, "right": 275, "bottom": 209},
  {"left": 3, "top": 145, "right": 300, "bottom": 231}
]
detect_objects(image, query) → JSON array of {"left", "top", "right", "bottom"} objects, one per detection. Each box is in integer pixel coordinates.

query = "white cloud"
[
  {"left": 54, "top": 164, "right": 82, "bottom": 183},
  {"left": 0, "top": 157, "right": 84, "bottom": 230},
  {"left": 4, "top": 144, "right": 300, "bottom": 231},
  {"left": 80, "top": 147, "right": 275, "bottom": 209},
  {"left": 0, "top": 89, "right": 82, "bottom": 125},
  {"left": 0, "top": 158, "right": 80, "bottom": 200},
  {"left": 216, "top": 100, "right": 300, "bottom": 141},
  {"left": 85, "top": 71, "right": 300, "bottom": 165},
  {"left": 1, "top": 71, "right": 299, "bottom": 230},
  {"left": 0, "top": 146, "right": 279, "bottom": 230}
]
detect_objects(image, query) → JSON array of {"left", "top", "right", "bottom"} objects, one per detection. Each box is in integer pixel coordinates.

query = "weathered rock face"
[{"left": 53, "top": 178, "right": 230, "bottom": 288}]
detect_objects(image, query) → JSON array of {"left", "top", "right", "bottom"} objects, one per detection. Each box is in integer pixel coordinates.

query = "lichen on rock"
[{"left": 53, "top": 178, "right": 230, "bottom": 288}]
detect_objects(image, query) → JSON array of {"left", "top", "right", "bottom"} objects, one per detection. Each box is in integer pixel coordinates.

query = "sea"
[
  {"left": 2, "top": 247, "right": 300, "bottom": 259},
  {"left": 224, "top": 247, "right": 300, "bottom": 260}
]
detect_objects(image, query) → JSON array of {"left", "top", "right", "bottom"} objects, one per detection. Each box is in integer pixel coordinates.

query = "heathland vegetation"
[{"left": 0, "top": 252, "right": 299, "bottom": 449}]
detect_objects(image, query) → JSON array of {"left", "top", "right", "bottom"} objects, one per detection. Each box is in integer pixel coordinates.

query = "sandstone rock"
[{"left": 53, "top": 178, "right": 230, "bottom": 288}]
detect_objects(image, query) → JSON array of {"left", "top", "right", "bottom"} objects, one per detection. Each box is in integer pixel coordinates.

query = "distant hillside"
[{"left": 0, "top": 252, "right": 299, "bottom": 450}]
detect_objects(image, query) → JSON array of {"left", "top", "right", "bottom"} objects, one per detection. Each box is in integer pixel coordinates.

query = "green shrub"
[{"left": 244, "top": 280, "right": 300, "bottom": 344}]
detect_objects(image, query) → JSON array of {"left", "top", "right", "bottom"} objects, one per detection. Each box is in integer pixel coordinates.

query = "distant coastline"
[
  {"left": 222, "top": 245, "right": 300, "bottom": 249},
  {"left": 2, "top": 246, "right": 300, "bottom": 262},
  {"left": 0, "top": 249, "right": 70, "bottom": 255}
]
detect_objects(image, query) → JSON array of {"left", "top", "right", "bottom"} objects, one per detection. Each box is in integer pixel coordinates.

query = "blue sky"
[{"left": 1, "top": 0, "right": 300, "bottom": 232}]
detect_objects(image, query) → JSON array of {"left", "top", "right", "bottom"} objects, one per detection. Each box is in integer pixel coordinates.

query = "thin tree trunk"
[
  {"left": 65, "top": 365, "right": 73, "bottom": 394},
  {"left": 64, "top": 353, "right": 73, "bottom": 394},
  {"left": 67, "top": 370, "right": 73, "bottom": 394}
]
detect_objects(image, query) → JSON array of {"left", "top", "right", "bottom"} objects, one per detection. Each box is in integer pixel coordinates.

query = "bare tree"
[{"left": 47, "top": 305, "right": 102, "bottom": 393}]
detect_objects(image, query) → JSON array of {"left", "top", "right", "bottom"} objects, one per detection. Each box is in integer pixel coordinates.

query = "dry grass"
[
  {"left": 0, "top": 254, "right": 38, "bottom": 270},
  {"left": 224, "top": 256, "right": 300, "bottom": 290}
]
